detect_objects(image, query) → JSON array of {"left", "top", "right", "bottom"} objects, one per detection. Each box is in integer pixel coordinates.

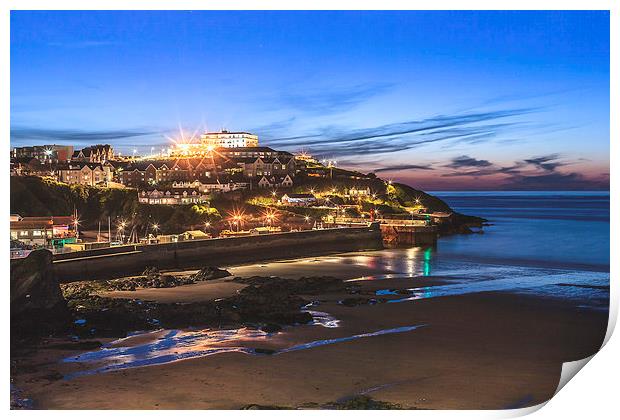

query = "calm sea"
[
  {"left": 430, "top": 191, "right": 610, "bottom": 271},
  {"left": 353, "top": 190, "right": 616, "bottom": 310}
]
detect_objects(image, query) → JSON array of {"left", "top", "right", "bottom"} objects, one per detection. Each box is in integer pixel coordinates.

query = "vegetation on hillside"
[
  {"left": 11, "top": 170, "right": 484, "bottom": 236},
  {"left": 10, "top": 177, "right": 219, "bottom": 234}
]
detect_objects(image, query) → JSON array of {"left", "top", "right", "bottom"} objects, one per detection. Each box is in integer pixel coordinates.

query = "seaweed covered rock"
[
  {"left": 11, "top": 249, "right": 69, "bottom": 336},
  {"left": 191, "top": 266, "right": 231, "bottom": 282},
  {"left": 231, "top": 275, "right": 344, "bottom": 294}
]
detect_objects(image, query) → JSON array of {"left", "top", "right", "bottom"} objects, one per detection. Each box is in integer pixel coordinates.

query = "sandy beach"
[{"left": 11, "top": 252, "right": 608, "bottom": 410}]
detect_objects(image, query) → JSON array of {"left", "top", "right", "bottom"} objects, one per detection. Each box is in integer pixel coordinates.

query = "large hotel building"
[{"left": 200, "top": 130, "right": 259, "bottom": 148}]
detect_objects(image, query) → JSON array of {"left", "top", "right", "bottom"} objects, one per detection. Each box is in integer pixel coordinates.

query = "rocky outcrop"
[
  {"left": 11, "top": 249, "right": 69, "bottom": 337},
  {"left": 191, "top": 266, "right": 231, "bottom": 282}
]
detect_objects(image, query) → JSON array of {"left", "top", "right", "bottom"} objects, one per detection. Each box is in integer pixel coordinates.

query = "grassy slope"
[{"left": 11, "top": 172, "right": 484, "bottom": 234}]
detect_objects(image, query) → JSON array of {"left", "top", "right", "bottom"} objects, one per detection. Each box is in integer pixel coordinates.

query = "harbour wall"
[{"left": 53, "top": 224, "right": 383, "bottom": 282}]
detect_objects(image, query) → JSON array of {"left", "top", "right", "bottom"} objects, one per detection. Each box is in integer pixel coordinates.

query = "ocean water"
[
  {"left": 430, "top": 191, "right": 610, "bottom": 271},
  {"left": 315, "top": 190, "right": 610, "bottom": 309}
]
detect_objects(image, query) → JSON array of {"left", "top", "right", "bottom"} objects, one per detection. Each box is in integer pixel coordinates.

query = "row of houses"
[
  {"left": 119, "top": 148, "right": 296, "bottom": 188},
  {"left": 120, "top": 159, "right": 216, "bottom": 187},
  {"left": 236, "top": 155, "right": 296, "bottom": 178},
  {"left": 138, "top": 188, "right": 210, "bottom": 205},
  {"left": 11, "top": 144, "right": 114, "bottom": 164},
  {"left": 171, "top": 180, "right": 249, "bottom": 193},
  {"left": 12, "top": 143, "right": 302, "bottom": 191},
  {"left": 137, "top": 175, "right": 295, "bottom": 206},
  {"left": 71, "top": 144, "right": 115, "bottom": 163}
]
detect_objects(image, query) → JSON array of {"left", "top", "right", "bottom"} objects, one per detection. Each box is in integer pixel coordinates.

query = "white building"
[
  {"left": 346, "top": 187, "right": 372, "bottom": 197},
  {"left": 138, "top": 188, "right": 209, "bottom": 205},
  {"left": 200, "top": 130, "right": 259, "bottom": 148},
  {"left": 281, "top": 193, "right": 317, "bottom": 206},
  {"left": 171, "top": 180, "right": 249, "bottom": 193}
]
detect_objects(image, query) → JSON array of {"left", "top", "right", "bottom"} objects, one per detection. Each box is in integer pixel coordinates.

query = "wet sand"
[
  {"left": 12, "top": 271, "right": 607, "bottom": 409},
  {"left": 99, "top": 279, "right": 247, "bottom": 303}
]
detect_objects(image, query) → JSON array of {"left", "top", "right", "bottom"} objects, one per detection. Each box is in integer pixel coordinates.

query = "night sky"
[{"left": 10, "top": 10, "right": 609, "bottom": 190}]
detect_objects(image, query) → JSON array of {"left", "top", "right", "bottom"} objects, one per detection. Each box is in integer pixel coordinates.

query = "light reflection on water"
[
  {"left": 337, "top": 247, "right": 609, "bottom": 310},
  {"left": 63, "top": 322, "right": 425, "bottom": 379},
  {"left": 63, "top": 328, "right": 268, "bottom": 379},
  {"left": 372, "top": 271, "right": 609, "bottom": 309}
]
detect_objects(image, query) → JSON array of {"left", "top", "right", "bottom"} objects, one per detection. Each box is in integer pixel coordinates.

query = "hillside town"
[{"left": 10, "top": 129, "right": 454, "bottom": 255}]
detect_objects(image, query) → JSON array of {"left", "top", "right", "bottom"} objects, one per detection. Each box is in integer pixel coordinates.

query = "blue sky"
[{"left": 10, "top": 10, "right": 609, "bottom": 190}]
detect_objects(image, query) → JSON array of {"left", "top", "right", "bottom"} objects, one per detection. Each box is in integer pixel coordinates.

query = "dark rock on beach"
[
  {"left": 191, "top": 266, "right": 232, "bottom": 282},
  {"left": 339, "top": 297, "right": 379, "bottom": 307},
  {"left": 260, "top": 323, "right": 283, "bottom": 333},
  {"left": 59, "top": 275, "right": 347, "bottom": 336},
  {"left": 11, "top": 249, "right": 70, "bottom": 337},
  {"left": 326, "top": 395, "right": 405, "bottom": 410}
]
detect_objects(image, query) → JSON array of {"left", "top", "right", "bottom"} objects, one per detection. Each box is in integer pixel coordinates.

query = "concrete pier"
[
  {"left": 323, "top": 217, "right": 438, "bottom": 246},
  {"left": 379, "top": 224, "right": 438, "bottom": 246}
]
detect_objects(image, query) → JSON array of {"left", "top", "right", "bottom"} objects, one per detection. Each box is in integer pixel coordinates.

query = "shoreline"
[
  {"left": 11, "top": 247, "right": 609, "bottom": 410},
  {"left": 11, "top": 290, "right": 607, "bottom": 410}
]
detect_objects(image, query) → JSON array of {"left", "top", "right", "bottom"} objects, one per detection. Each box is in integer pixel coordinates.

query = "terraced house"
[
  {"left": 237, "top": 155, "right": 296, "bottom": 178},
  {"left": 71, "top": 144, "right": 115, "bottom": 163},
  {"left": 120, "top": 159, "right": 216, "bottom": 187},
  {"left": 138, "top": 188, "right": 209, "bottom": 205},
  {"left": 57, "top": 162, "right": 113, "bottom": 186}
]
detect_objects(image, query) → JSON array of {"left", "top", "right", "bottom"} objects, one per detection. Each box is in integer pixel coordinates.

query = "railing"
[{"left": 326, "top": 216, "right": 428, "bottom": 226}]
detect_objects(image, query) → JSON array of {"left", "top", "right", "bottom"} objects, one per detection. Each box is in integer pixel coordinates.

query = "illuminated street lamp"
[
  {"left": 72, "top": 216, "right": 80, "bottom": 241},
  {"left": 204, "top": 221, "right": 211, "bottom": 233},
  {"left": 117, "top": 220, "right": 127, "bottom": 243},
  {"left": 231, "top": 215, "right": 243, "bottom": 232},
  {"left": 152, "top": 223, "right": 160, "bottom": 237}
]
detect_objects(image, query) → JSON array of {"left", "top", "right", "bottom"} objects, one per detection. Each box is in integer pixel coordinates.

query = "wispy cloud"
[
  {"left": 444, "top": 155, "right": 493, "bottom": 169},
  {"left": 264, "top": 107, "right": 538, "bottom": 159},
  {"left": 523, "top": 154, "right": 566, "bottom": 171},
  {"left": 440, "top": 153, "right": 608, "bottom": 190},
  {"left": 273, "top": 82, "right": 394, "bottom": 115},
  {"left": 374, "top": 164, "right": 434, "bottom": 173},
  {"left": 10, "top": 127, "right": 160, "bottom": 145}
]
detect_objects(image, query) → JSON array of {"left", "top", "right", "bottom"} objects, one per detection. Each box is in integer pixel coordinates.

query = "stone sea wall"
[{"left": 53, "top": 224, "right": 383, "bottom": 282}]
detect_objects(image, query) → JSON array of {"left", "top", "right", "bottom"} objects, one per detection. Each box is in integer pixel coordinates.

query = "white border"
[{"left": 3, "top": 1, "right": 616, "bottom": 419}]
